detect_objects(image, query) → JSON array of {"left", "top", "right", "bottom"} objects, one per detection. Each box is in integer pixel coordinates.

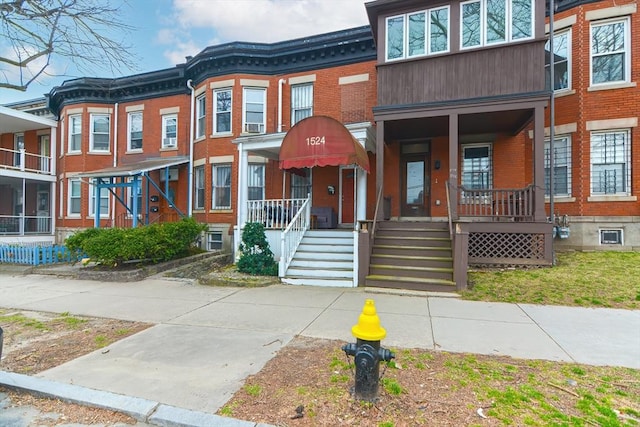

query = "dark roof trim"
[{"left": 48, "top": 26, "right": 376, "bottom": 115}]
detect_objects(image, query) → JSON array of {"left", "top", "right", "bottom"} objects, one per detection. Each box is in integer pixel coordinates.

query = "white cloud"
[
  {"left": 169, "top": 0, "right": 369, "bottom": 43},
  {"left": 163, "top": 40, "right": 203, "bottom": 65}
]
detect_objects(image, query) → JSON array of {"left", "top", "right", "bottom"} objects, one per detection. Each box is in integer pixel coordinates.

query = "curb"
[{"left": 0, "top": 370, "right": 271, "bottom": 427}]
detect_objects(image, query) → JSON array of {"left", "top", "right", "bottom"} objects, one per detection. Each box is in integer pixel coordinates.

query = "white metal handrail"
[
  {"left": 279, "top": 197, "right": 310, "bottom": 277},
  {"left": 246, "top": 198, "right": 307, "bottom": 229}
]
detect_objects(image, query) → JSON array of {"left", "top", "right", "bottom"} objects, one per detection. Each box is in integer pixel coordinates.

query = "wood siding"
[{"left": 377, "top": 41, "right": 546, "bottom": 106}]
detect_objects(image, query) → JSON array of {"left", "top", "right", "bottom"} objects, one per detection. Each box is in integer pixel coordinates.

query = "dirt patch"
[
  {"left": 221, "top": 336, "right": 640, "bottom": 426},
  {"left": 0, "top": 309, "right": 151, "bottom": 426}
]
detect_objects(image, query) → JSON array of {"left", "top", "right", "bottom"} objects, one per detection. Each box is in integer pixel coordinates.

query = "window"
[
  {"left": 590, "top": 130, "right": 630, "bottom": 195},
  {"left": 243, "top": 87, "right": 266, "bottom": 133},
  {"left": 545, "top": 30, "right": 571, "bottom": 91},
  {"left": 162, "top": 114, "right": 177, "bottom": 148},
  {"left": 89, "top": 180, "right": 110, "bottom": 217},
  {"left": 196, "top": 95, "right": 206, "bottom": 138},
  {"left": 207, "top": 231, "right": 223, "bottom": 251},
  {"left": 90, "top": 114, "right": 110, "bottom": 152},
  {"left": 600, "top": 229, "right": 623, "bottom": 245},
  {"left": 591, "top": 18, "right": 629, "bottom": 86},
  {"left": 461, "top": 144, "right": 492, "bottom": 190},
  {"left": 248, "top": 164, "right": 265, "bottom": 200},
  {"left": 291, "top": 84, "right": 313, "bottom": 125},
  {"left": 68, "top": 115, "right": 82, "bottom": 152},
  {"left": 13, "top": 133, "right": 24, "bottom": 167},
  {"left": 68, "top": 179, "right": 81, "bottom": 216},
  {"left": 385, "top": 6, "right": 450, "bottom": 61},
  {"left": 213, "top": 89, "right": 232, "bottom": 134},
  {"left": 194, "top": 165, "right": 205, "bottom": 210},
  {"left": 291, "top": 168, "right": 312, "bottom": 199},
  {"left": 128, "top": 112, "right": 143, "bottom": 151},
  {"left": 461, "top": 0, "right": 532, "bottom": 49},
  {"left": 212, "top": 164, "right": 231, "bottom": 209},
  {"left": 544, "top": 136, "right": 571, "bottom": 197}
]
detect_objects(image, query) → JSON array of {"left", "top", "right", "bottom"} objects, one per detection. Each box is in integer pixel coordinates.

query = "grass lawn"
[{"left": 462, "top": 251, "right": 640, "bottom": 309}]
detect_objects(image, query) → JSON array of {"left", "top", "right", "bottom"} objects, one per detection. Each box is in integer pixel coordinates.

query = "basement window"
[
  {"left": 600, "top": 229, "right": 623, "bottom": 245},
  {"left": 207, "top": 231, "right": 223, "bottom": 251}
]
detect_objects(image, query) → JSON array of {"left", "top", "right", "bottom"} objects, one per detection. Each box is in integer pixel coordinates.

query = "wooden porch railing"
[
  {"left": 456, "top": 184, "right": 536, "bottom": 221},
  {"left": 0, "top": 147, "right": 51, "bottom": 174}
]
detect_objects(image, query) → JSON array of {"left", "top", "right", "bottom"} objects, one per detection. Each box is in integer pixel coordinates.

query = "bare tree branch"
[{"left": 0, "top": 0, "right": 138, "bottom": 91}]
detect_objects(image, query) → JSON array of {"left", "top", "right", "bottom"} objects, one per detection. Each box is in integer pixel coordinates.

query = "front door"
[
  {"left": 341, "top": 168, "right": 355, "bottom": 224},
  {"left": 401, "top": 154, "right": 430, "bottom": 217}
]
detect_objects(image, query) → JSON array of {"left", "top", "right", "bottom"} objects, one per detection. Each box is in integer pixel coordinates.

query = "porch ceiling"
[
  {"left": 384, "top": 109, "right": 533, "bottom": 141},
  {"left": 0, "top": 106, "right": 57, "bottom": 133}
]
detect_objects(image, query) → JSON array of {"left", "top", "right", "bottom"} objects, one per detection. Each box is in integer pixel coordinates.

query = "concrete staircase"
[
  {"left": 281, "top": 229, "right": 355, "bottom": 287},
  {"left": 366, "top": 221, "right": 456, "bottom": 292}
]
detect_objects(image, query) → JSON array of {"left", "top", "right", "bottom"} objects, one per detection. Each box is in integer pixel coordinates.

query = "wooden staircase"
[
  {"left": 366, "top": 220, "right": 457, "bottom": 292},
  {"left": 282, "top": 229, "right": 355, "bottom": 287}
]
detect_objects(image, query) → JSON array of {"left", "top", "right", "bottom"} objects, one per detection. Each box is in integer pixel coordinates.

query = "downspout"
[
  {"left": 112, "top": 103, "right": 118, "bottom": 226},
  {"left": 277, "top": 79, "right": 286, "bottom": 133},
  {"left": 187, "top": 79, "right": 195, "bottom": 217}
]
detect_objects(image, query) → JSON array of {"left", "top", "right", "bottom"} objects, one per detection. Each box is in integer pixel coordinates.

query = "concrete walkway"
[{"left": 0, "top": 272, "right": 639, "bottom": 426}]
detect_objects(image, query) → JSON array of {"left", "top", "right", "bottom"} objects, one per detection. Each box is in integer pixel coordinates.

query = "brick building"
[{"left": 0, "top": 0, "right": 637, "bottom": 289}]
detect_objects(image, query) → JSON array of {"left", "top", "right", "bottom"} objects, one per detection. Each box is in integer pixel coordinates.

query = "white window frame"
[
  {"left": 89, "top": 180, "right": 110, "bottom": 218},
  {"left": 247, "top": 164, "right": 265, "bottom": 201},
  {"left": 590, "top": 129, "right": 631, "bottom": 196},
  {"left": 196, "top": 94, "right": 206, "bottom": 138},
  {"left": 213, "top": 88, "right": 232, "bottom": 134},
  {"left": 68, "top": 179, "right": 81, "bottom": 217},
  {"left": 291, "top": 83, "right": 314, "bottom": 126},
  {"left": 194, "top": 165, "right": 205, "bottom": 210},
  {"left": 89, "top": 114, "right": 110, "bottom": 152},
  {"left": 68, "top": 114, "right": 82, "bottom": 153},
  {"left": 242, "top": 87, "right": 266, "bottom": 134},
  {"left": 212, "top": 164, "right": 232, "bottom": 209},
  {"left": 128, "top": 112, "right": 143, "bottom": 151},
  {"left": 590, "top": 17, "right": 630, "bottom": 87},
  {"left": 544, "top": 135, "right": 572, "bottom": 197},
  {"left": 460, "top": 0, "right": 534, "bottom": 50},
  {"left": 207, "top": 231, "right": 223, "bottom": 251},
  {"left": 385, "top": 6, "right": 451, "bottom": 61},
  {"left": 162, "top": 114, "right": 178, "bottom": 149},
  {"left": 461, "top": 143, "right": 493, "bottom": 191},
  {"left": 545, "top": 29, "right": 571, "bottom": 92}
]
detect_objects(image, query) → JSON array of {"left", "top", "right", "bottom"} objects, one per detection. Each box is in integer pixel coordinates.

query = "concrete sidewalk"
[{"left": 0, "top": 272, "right": 639, "bottom": 426}]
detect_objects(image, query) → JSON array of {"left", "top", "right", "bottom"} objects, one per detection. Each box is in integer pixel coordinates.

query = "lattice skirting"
[{"left": 468, "top": 231, "right": 550, "bottom": 267}]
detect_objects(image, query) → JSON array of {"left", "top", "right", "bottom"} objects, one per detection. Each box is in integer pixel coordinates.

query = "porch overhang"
[
  {"left": 0, "top": 105, "right": 57, "bottom": 133},
  {"left": 279, "top": 116, "right": 370, "bottom": 172},
  {"left": 75, "top": 156, "right": 189, "bottom": 179}
]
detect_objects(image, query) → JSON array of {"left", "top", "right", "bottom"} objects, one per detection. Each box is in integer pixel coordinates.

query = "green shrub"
[
  {"left": 237, "top": 222, "right": 278, "bottom": 276},
  {"left": 65, "top": 218, "right": 206, "bottom": 266}
]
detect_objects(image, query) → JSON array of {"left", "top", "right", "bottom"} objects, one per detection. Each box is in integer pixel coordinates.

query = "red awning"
[{"left": 279, "top": 116, "right": 370, "bottom": 172}]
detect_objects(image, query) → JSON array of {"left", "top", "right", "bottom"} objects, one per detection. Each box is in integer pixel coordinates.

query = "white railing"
[
  {"left": 279, "top": 198, "right": 310, "bottom": 277},
  {"left": 246, "top": 198, "right": 307, "bottom": 229},
  {"left": 0, "top": 147, "right": 51, "bottom": 174}
]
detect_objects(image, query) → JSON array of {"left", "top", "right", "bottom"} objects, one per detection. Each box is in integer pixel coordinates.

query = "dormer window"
[{"left": 386, "top": 6, "right": 450, "bottom": 62}]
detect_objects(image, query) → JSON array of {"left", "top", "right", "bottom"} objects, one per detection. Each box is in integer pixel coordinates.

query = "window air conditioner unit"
[
  {"left": 163, "top": 137, "right": 177, "bottom": 147},
  {"left": 245, "top": 123, "right": 262, "bottom": 133}
]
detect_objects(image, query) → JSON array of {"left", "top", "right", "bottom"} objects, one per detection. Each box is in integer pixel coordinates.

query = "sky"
[{"left": 0, "top": 0, "right": 371, "bottom": 105}]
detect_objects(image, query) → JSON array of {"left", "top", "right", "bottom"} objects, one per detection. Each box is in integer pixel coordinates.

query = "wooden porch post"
[
  {"left": 448, "top": 113, "right": 459, "bottom": 219},
  {"left": 375, "top": 120, "right": 385, "bottom": 221},
  {"left": 533, "top": 105, "right": 546, "bottom": 221}
]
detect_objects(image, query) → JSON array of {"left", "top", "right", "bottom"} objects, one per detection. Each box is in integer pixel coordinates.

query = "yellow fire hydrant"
[{"left": 342, "top": 299, "right": 395, "bottom": 401}]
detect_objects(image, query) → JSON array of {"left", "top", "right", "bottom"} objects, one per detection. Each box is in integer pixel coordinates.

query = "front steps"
[
  {"left": 282, "top": 229, "right": 355, "bottom": 287},
  {"left": 366, "top": 221, "right": 457, "bottom": 292}
]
